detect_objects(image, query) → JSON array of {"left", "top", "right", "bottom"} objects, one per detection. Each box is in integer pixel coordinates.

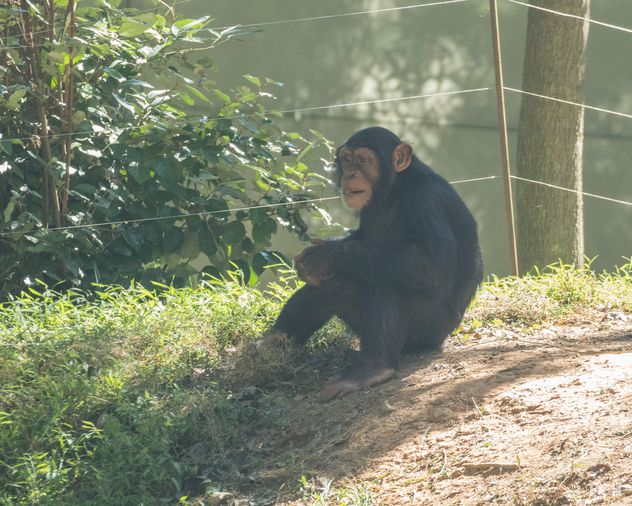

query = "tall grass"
[
  {"left": 0, "top": 273, "right": 294, "bottom": 505},
  {"left": 471, "top": 259, "right": 632, "bottom": 324}
]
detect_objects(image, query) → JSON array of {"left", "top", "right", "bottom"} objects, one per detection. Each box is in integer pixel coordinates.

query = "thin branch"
[
  {"left": 19, "top": 0, "right": 61, "bottom": 227},
  {"left": 61, "top": 0, "right": 76, "bottom": 218}
]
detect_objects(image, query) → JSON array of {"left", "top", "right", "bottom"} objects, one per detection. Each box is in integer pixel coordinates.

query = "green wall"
[{"left": 165, "top": 0, "right": 632, "bottom": 275}]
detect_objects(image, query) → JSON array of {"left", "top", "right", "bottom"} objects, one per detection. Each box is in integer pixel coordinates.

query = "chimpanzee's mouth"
[{"left": 344, "top": 189, "right": 366, "bottom": 195}]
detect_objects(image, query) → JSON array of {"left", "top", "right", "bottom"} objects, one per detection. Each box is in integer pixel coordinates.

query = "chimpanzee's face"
[{"left": 337, "top": 146, "right": 381, "bottom": 209}]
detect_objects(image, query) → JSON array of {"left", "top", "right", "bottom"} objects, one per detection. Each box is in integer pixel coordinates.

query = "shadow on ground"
[{"left": 215, "top": 323, "right": 632, "bottom": 504}]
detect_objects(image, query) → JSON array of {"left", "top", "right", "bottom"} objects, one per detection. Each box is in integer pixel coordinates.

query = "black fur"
[{"left": 274, "top": 126, "right": 483, "bottom": 376}]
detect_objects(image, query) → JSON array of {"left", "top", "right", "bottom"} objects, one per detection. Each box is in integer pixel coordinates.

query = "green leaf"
[
  {"left": 252, "top": 218, "right": 277, "bottom": 244},
  {"left": 46, "top": 51, "right": 66, "bottom": 64},
  {"left": 123, "top": 230, "right": 143, "bottom": 252},
  {"left": 110, "top": 241, "right": 133, "bottom": 257},
  {"left": 129, "top": 165, "right": 151, "bottom": 184},
  {"left": 113, "top": 93, "right": 135, "bottom": 114},
  {"left": 213, "top": 89, "right": 231, "bottom": 104},
  {"left": 173, "top": 16, "right": 210, "bottom": 31},
  {"left": 199, "top": 228, "right": 218, "bottom": 257},
  {"left": 243, "top": 74, "right": 261, "bottom": 87},
  {"left": 131, "top": 13, "right": 157, "bottom": 25},
  {"left": 178, "top": 91, "right": 194, "bottom": 106},
  {"left": 75, "top": 184, "right": 98, "bottom": 195},
  {"left": 196, "top": 170, "right": 217, "bottom": 181},
  {"left": 0, "top": 141, "right": 14, "bottom": 155},
  {"left": 5, "top": 89, "right": 26, "bottom": 109},
  {"left": 3, "top": 197, "right": 16, "bottom": 222},
  {"left": 77, "top": 146, "right": 102, "bottom": 158},
  {"left": 118, "top": 21, "right": 150, "bottom": 38},
  {"left": 124, "top": 79, "right": 154, "bottom": 89},
  {"left": 239, "top": 118, "right": 261, "bottom": 135},
  {"left": 72, "top": 110, "right": 86, "bottom": 124},
  {"left": 155, "top": 158, "right": 177, "bottom": 188},
  {"left": 253, "top": 250, "right": 274, "bottom": 274},
  {"left": 185, "top": 85, "right": 210, "bottom": 103},
  {"left": 249, "top": 208, "right": 267, "bottom": 225},
  {"left": 163, "top": 228, "right": 184, "bottom": 253},
  {"left": 221, "top": 221, "right": 246, "bottom": 246}
]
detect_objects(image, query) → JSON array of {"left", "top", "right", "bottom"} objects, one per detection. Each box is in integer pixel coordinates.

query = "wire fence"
[
  {"left": 1, "top": 1, "right": 631, "bottom": 247},
  {"left": 506, "top": 0, "right": 632, "bottom": 35},
  {"left": 3, "top": 0, "right": 631, "bottom": 53},
  {"left": 0, "top": 87, "right": 492, "bottom": 143},
  {"left": 0, "top": 0, "right": 472, "bottom": 51},
  {"left": 0, "top": 176, "right": 505, "bottom": 239}
]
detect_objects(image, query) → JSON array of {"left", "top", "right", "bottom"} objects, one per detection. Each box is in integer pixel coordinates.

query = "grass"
[
  {"left": 0, "top": 261, "right": 631, "bottom": 505},
  {"left": 470, "top": 259, "right": 632, "bottom": 325},
  {"left": 0, "top": 272, "right": 293, "bottom": 505},
  {"left": 297, "top": 475, "right": 373, "bottom": 505}
]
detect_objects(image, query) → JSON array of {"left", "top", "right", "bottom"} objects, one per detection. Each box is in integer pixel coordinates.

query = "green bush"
[
  {"left": 0, "top": 276, "right": 295, "bottom": 505},
  {"left": 0, "top": 1, "right": 333, "bottom": 295}
]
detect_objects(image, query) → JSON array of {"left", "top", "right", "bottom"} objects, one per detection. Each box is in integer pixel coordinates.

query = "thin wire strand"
[
  {"left": 506, "top": 0, "right": 632, "bottom": 36},
  {"left": 504, "top": 87, "right": 632, "bottom": 121},
  {"left": 449, "top": 175, "right": 499, "bottom": 185},
  {"left": 0, "top": 174, "right": 501, "bottom": 239},
  {"left": 212, "top": 0, "right": 471, "bottom": 30},
  {"left": 3, "top": 169, "right": 630, "bottom": 240},
  {"left": 0, "top": 0, "right": 470, "bottom": 51},
  {"left": 278, "top": 88, "right": 490, "bottom": 115},
  {"left": 0, "top": 196, "right": 342, "bottom": 238},
  {"left": 510, "top": 175, "right": 632, "bottom": 207},
  {"left": 1, "top": 87, "right": 491, "bottom": 143}
]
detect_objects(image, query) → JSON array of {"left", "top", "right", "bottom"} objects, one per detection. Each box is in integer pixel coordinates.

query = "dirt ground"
[{"left": 221, "top": 310, "right": 632, "bottom": 505}]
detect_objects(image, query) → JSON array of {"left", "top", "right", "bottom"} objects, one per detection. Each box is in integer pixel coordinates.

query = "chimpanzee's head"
[{"left": 334, "top": 127, "right": 412, "bottom": 209}]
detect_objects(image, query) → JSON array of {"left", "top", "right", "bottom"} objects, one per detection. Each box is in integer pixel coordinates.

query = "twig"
[
  {"left": 432, "top": 450, "right": 448, "bottom": 483},
  {"left": 462, "top": 463, "right": 520, "bottom": 475}
]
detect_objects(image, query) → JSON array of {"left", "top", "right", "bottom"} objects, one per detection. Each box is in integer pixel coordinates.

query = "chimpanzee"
[{"left": 273, "top": 126, "right": 483, "bottom": 401}]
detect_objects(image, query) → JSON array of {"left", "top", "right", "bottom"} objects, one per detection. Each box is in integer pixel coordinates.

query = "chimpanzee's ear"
[{"left": 392, "top": 143, "right": 412, "bottom": 173}]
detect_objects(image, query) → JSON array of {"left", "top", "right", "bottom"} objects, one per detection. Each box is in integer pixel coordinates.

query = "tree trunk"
[{"left": 515, "top": 0, "right": 590, "bottom": 271}]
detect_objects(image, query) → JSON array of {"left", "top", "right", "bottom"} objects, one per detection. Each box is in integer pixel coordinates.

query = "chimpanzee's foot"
[{"left": 318, "top": 367, "right": 395, "bottom": 402}]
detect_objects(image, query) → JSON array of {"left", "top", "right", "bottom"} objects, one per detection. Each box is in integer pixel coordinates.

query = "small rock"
[
  {"left": 206, "top": 491, "right": 234, "bottom": 506},
  {"left": 380, "top": 400, "right": 396, "bottom": 414}
]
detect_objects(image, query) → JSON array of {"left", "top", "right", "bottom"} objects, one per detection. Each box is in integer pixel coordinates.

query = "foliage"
[
  {"left": 298, "top": 475, "right": 374, "bottom": 506},
  {"left": 0, "top": 0, "right": 334, "bottom": 296},
  {"left": 0, "top": 272, "right": 295, "bottom": 504},
  {"left": 0, "top": 264, "right": 630, "bottom": 504},
  {"left": 470, "top": 258, "right": 632, "bottom": 325}
]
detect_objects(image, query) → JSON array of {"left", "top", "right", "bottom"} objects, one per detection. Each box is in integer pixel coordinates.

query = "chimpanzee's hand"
[{"left": 294, "top": 241, "right": 339, "bottom": 286}]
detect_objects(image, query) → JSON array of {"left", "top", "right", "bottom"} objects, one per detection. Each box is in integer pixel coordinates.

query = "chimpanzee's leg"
[
  {"left": 401, "top": 296, "right": 461, "bottom": 354},
  {"left": 318, "top": 286, "right": 408, "bottom": 401},
  {"left": 357, "top": 287, "right": 409, "bottom": 371},
  {"left": 273, "top": 277, "right": 369, "bottom": 345}
]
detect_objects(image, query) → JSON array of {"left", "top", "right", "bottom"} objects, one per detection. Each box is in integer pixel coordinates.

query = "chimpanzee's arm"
[
  {"left": 332, "top": 236, "right": 456, "bottom": 295},
  {"left": 298, "top": 220, "right": 456, "bottom": 295}
]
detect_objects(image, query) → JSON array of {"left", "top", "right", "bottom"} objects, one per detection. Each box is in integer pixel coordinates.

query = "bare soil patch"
[{"left": 221, "top": 310, "right": 632, "bottom": 505}]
